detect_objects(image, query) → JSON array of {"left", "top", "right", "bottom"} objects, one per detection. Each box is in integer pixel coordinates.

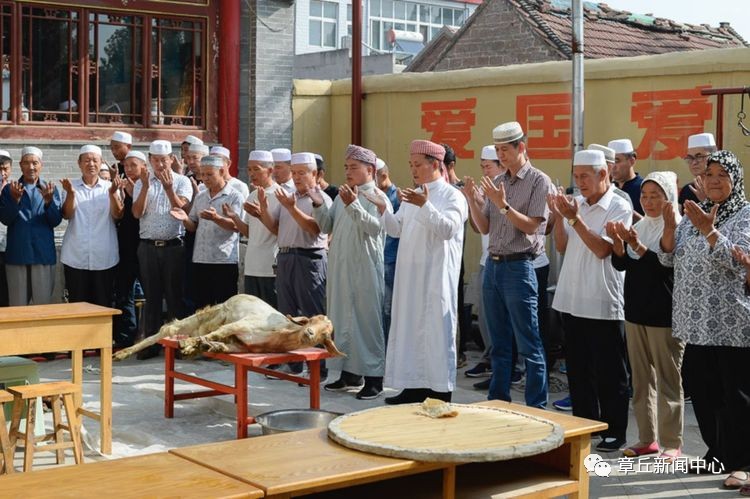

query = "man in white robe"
[
  {"left": 313, "top": 144, "right": 390, "bottom": 400},
  {"left": 367, "top": 139, "right": 468, "bottom": 404}
]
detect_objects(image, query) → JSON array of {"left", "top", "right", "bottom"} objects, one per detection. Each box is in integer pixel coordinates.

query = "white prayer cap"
[
  {"left": 0, "top": 149, "right": 11, "bottom": 160},
  {"left": 125, "top": 151, "right": 147, "bottom": 163},
  {"left": 687, "top": 133, "right": 716, "bottom": 149},
  {"left": 201, "top": 155, "right": 225, "bottom": 168},
  {"left": 210, "top": 146, "right": 230, "bottom": 160},
  {"left": 607, "top": 139, "right": 634, "bottom": 155},
  {"left": 492, "top": 122, "right": 524, "bottom": 144},
  {"left": 587, "top": 143, "right": 615, "bottom": 163},
  {"left": 375, "top": 158, "right": 386, "bottom": 171},
  {"left": 189, "top": 144, "right": 209, "bottom": 155},
  {"left": 99, "top": 163, "right": 110, "bottom": 172},
  {"left": 271, "top": 148, "right": 292, "bottom": 162},
  {"left": 314, "top": 153, "right": 323, "bottom": 162},
  {"left": 573, "top": 150, "right": 606, "bottom": 168},
  {"left": 149, "top": 140, "right": 172, "bottom": 155},
  {"left": 79, "top": 145, "right": 103, "bottom": 157},
  {"left": 249, "top": 150, "right": 273, "bottom": 162},
  {"left": 59, "top": 99, "right": 77, "bottom": 111},
  {"left": 21, "top": 146, "right": 43, "bottom": 160},
  {"left": 481, "top": 145, "right": 498, "bottom": 161},
  {"left": 111, "top": 131, "right": 132, "bottom": 144},
  {"left": 291, "top": 152, "right": 317, "bottom": 170},
  {"left": 182, "top": 135, "right": 203, "bottom": 146}
]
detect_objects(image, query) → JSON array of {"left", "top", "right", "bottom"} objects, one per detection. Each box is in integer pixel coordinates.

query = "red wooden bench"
[{"left": 159, "top": 338, "right": 333, "bottom": 438}]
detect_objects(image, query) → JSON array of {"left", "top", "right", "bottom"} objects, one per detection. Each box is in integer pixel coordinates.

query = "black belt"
[
  {"left": 278, "top": 247, "right": 324, "bottom": 258},
  {"left": 140, "top": 238, "right": 183, "bottom": 248},
  {"left": 489, "top": 252, "right": 534, "bottom": 262}
]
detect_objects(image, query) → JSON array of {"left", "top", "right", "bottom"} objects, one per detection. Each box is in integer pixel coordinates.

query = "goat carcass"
[{"left": 113, "top": 294, "right": 343, "bottom": 360}]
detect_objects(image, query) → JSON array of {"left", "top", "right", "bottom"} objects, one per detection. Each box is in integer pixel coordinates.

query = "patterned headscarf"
[
  {"left": 345, "top": 144, "right": 377, "bottom": 167},
  {"left": 699, "top": 150, "right": 748, "bottom": 229}
]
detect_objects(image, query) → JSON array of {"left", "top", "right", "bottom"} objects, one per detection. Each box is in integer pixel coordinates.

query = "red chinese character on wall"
[
  {"left": 516, "top": 93, "right": 571, "bottom": 160},
  {"left": 421, "top": 98, "right": 477, "bottom": 159},
  {"left": 631, "top": 87, "right": 713, "bottom": 160}
]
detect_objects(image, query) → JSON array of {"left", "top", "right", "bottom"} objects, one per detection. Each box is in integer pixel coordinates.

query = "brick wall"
[
  {"left": 245, "top": 0, "right": 295, "bottom": 158},
  {"left": 431, "top": 0, "right": 562, "bottom": 71}
]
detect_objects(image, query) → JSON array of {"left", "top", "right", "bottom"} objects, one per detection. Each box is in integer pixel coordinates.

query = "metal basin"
[{"left": 255, "top": 409, "right": 343, "bottom": 435}]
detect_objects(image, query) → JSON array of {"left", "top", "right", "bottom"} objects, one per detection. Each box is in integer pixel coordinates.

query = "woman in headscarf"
[
  {"left": 607, "top": 171, "right": 684, "bottom": 461},
  {"left": 658, "top": 150, "right": 750, "bottom": 487}
]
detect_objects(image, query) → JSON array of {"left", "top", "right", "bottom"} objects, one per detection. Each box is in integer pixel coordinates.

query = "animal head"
[{"left": 287, "top": 315, "right": 344, "bottom": 357}]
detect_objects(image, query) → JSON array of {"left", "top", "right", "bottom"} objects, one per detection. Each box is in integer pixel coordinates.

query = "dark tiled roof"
[
  {"left": 516, "top": 0, "right": 747, "bottom": 58},
  {"left": 405, "top": 26, "right": 458, "bottom": 72}
]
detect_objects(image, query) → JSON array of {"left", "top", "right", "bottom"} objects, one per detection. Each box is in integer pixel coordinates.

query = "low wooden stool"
[
  {"left": 7, "top": 381, "right": 84, "bottom": 472},
  {"left": 0, "top": 389, "right": 15, "bottom": 474}
]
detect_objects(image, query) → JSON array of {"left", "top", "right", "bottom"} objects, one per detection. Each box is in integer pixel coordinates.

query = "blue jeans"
[
  {"left": 484, "top": 258, "right": 548, "bottom": 408},
  {"left": 383, "top": 261, "right": 396, "bottom": 348}
]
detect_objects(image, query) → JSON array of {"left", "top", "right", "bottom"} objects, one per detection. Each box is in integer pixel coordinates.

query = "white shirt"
[
  {"left": 227, "top": 176, "right": 250, "bottom": 200},
  {"left": 189, "top": 183, "right": 244, "bottom": 264},
  {"left": 276, "top": 190, "right": 332, "bottom": 249},
  {"left": 243, "top": 183, "right": 282, "bottom": 277},
  {"left": 552, "top": 187, "right": 632, "bottom": 320},
  {"left": 60, "top": 178, "right": 119, "bottom": 271},
  {"left": 381, "top": 177, "right": 468, "bottom": 392},
  {"left": 280, "top": 178, "right": 295, "bottom": 193},
  {"left": 133, "top": 171, "right": 193, "bottom": 240}
]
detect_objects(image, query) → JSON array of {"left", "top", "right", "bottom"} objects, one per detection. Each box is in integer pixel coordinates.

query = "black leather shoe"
[
  {"left": 356, "top": 384, "right": 383, "bottom": 400},
  {"left": 384, "top": 388, "right": 428, "bottom": 405},
  {"left": 325, "top": 377, "right": 364, "bottom": 392},
  {"left": 473, "top": 379, "right": 490, "bottom": 390}
]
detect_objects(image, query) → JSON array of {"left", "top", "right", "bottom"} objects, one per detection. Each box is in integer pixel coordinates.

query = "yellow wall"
[{"left": 292, "top": 48, "right": 750, "bottom": 274}]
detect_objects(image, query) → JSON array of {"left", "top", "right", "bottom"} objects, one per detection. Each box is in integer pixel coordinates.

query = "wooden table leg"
[
  {"left": 164, "top": 345, "right": 175, "bottom": 419},
  {"left": 442, "top": 465, "right": 456, "bottom": 499},
  {"left": 236, "top": 366, "right": 248, "bottom": 439},
  {"left": 308, "top": 360, "right": 320, "bottom": 410},
  {"left": 71, "top": 349, "right": 83, "bottom": 410},
  {"left": 568, "top": 434, "right": 591, "bottom": 499},
  {"left": 100, "top": 346, "right": 112, "bottom": 455}
]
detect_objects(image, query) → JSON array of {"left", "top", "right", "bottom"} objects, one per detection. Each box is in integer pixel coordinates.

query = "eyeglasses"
[{"left": 683, "top": 154, "right": 711, "bottom": 164}]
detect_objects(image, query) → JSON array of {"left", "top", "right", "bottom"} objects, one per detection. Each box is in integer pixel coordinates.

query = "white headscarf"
[{"left": 628, "top": 171, "right": 681, "bottom": 258}]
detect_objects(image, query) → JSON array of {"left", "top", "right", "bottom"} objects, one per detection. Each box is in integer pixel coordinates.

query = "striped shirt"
[{"left": 482, "top": 161, "right": 552, "bottom": 256}]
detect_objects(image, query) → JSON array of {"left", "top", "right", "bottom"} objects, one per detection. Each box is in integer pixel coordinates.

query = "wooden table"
[
  {"left": 159, "top": 339, "right": 333, "bottom": 438},
  {"left": 0, "top": 452, "right": 262, "bottom": 498},
  {"left": 0, "top": 302, "right": 119, "bottom": 455},
  {"left": 170, "top": 400, "right": 607, "bottom": 498}
]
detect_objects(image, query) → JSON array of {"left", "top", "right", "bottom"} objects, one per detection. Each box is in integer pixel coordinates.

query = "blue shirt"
[
  {"left": 383, "top": 184, "right": 401, "bottom": 264},
  {"left": 620, "top": 173, "right": 644, "bottom": 215},
  {"left": 0, "top": 178, "right": 63, "bottom": 265}
]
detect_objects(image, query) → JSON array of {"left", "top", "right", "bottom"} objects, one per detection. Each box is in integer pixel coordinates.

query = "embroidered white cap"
[
  {"left": 271, "top": 148, "right": 292, "bottom": 162},
  {"left": 210, "top": 146, "right": 230, "bottom": 160},
  {"left": 182, "top": 135, "right": 203, "bottom": 146},
  {"left": 149, "top": 140, "right": 172, "bottom": 156},
  {"left": 111, "top": 131, "right": 132, "bottom": 144},
  {"left": 607, "top": 139, "right": 634, "bottom": 155},
  {"left": 79, "top": 145, "right": 103, "bottom": 157},
  {"left": 201, "top": 155, "right": 225, "bottom": 168},
  {"left": 375, "top": 158, "right": 386, "bottom": 171},
  {"left": 291, "top": 152, "right": 317, "bottom": 170},
  {"left": 481, "top": 145, "right": 498, "bottom": 161},
  {"left": 573, "top": 150, "right": 606, "bottom": 167},
  {"left": 492, "top": 122, "right": 524, "bottom": 144},
  {"left": 188, "top": 144, "right": 209, "bottom": 155},
  {"left": 687, "top": 133, "right": 716, "bottom": 149},
  {"left": 587, "top": 143, "right": 615, "bottom": 163},
  {"left": 125, "top": 151, "right": 147, "bottom": 163},
  {"left": 0, "top": 149, "right": 11, "bottom": 160},
  {"left": 21, "top": 146, "right": 43, "bottom": 160},
  {"left": 248, "top": 150, "right": 273, "bottom": 162}
]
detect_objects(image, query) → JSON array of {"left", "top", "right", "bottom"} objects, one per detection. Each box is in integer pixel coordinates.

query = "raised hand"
[
  {"left": 552, "top": 192, "right": 579, "bottom": 219},
  {"left": 688, "top": 175, "right": 707, "bottom": 202},
  {"left": 109, "top": 174, "right": 123, "bottom": 194},
  {"left": 257, "top": 187, "right": 269, "bottom": 213},
  {"left": 169, "top": 206, "right": 188, "bottom": 221},
  {"left": 402, "top": 184, "right": 428, "bottom": 207},
  {"left": 199, "top": 207, "right": 219, "bottom": 221},
  {"left": 61, "top": 178, "right": 74, "bottom": 195},
  {"left": 308, "top": 185, "right": 325, "bottom": 207},
  {"left": 123, "top": 177, "right": 135, "bottom": 197},
  {"left": 155, "top": 167, "right": 173, "bottom": 190},
  {"left": 243, "top": 200, "right": 261, "bottom": 218},
  {"left": 684, "top": 200, "right": 718, "bottom": 236},
  {"left": 605, "top": 221, "right": 620, "bottom": 243},
  {"left": 275, "top": 188, "right": 295, "bottom": 209},
  {"left": 9, "top": 181, "right": 24, "bottom": 203},
  {"left": 731, "top": 245, "right": 750, "bottom": 272},
  {"left": 139, "top": 167, "right": 150, "bottom": 186},
  {"left": 222, "top": 202, "right": 238, "bottom": 219},
  {"left": 362, "top": 188, "right": 387, "bottom": 214},
  {"left": 480, "top": 176, "right": 506, "bottom": 208},
  {"left": 662, "top": 200, "right": 678, "bottom": 231},
  {"left": 41, "top": 182, "right": 55, "bottom": 205},
  {"left": 338, "top": 184, "right": 358, "bottom": 206}
]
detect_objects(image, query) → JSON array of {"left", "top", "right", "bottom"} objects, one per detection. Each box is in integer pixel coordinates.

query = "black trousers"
[
  {"left": 244, "top": 275, "right": 277, "bottom": 308},
  {"left": 137, "top": 243, "right": 185, "bottom": 337},
  {"left": 683, "top": 343, "right": 750, "bottom": 470},
  {"left": 561, "top": 313, "right": 629, "bottom": 440},
  {"left": 113, "top": 256, "right": 139, "bottom": 347},
  {"left": 193, "top": 263, "right": 238, "bottom": 310},
  {"left": 63, "top": 265, "right": 115, "bottom": 307}
]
